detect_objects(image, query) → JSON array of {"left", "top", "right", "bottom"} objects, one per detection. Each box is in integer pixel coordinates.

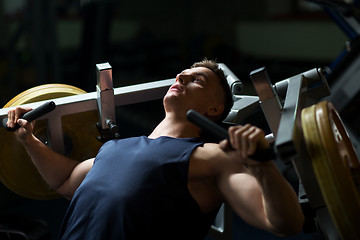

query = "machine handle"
[
  {"left": 186, "top": 109, "right": 275, "bottom": 162},
  {"left": 2, "top": 101, "right": 56, "bottom": 132}
]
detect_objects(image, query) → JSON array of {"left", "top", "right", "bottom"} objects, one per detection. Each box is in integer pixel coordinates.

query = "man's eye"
[{"left": 194, "top": 78, "right": 201, "bottom": 82}]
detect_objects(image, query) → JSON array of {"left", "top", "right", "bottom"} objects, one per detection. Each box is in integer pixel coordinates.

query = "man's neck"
[{"left": 148, "top": 114, "right": 201, "bottom": 139}]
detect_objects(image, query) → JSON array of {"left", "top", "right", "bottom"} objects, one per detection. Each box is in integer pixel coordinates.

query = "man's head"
[
  {"left": 191, "top": 59, "right": 234, "bottom": 122},
  {"left": 164, "top": 59, "right": 234, "bottom": 123}
]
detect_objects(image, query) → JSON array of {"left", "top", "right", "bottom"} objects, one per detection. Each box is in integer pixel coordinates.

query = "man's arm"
[
  {"left": 217, "top": 124, "right": 304, "bottom": 237},
  {"left": 7, "top": 107, "right": 93, "bottom": 199}
]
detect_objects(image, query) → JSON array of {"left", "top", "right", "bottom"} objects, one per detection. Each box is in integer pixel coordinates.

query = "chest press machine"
[{"left": 0, "top": 63, "right": 359, "bottom": 240}]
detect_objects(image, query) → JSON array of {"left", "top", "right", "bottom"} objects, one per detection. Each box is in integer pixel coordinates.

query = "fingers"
[
  {"left": 219, "top": 139, "right": 230, "bottom": 150},
  {"left": 247, "top": 127, "right": 265, "bottom": 155},
  {"left": 228, "top": 124, "right": 265, "bottom": 158},
  {"left": 15, "top": 118, "right": 35, "bottom": 143},
  {"left": 15, "top": 107, "right": 26, "bottom": 122},
  {"left": 7, "top": 106, "right": 33, "bottom": 128},
  {"left": 7, "top": 109, "right": 15, "bottom": 128},
  {"left": 17, "top": 119, "right": 27, "bottom": 128},
  {"left": 17, "top": 118, "right": 32, "bottom": 133}
]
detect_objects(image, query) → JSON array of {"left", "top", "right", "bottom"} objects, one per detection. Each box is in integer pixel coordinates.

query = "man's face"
[{"left": 164, "top": 67, "right": 224, "bottom": 117}]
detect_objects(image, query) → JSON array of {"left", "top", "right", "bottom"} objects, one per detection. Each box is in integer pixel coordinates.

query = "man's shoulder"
[
  {"left": 192, "top": 142, "right": 228, "bottom": 164},
  {"left": 192, "top": 142, "right": 246, "bottom": 173}
]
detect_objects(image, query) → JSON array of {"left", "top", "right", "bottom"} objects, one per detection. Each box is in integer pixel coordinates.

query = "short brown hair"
[{"left": 191, "top": 59, "right": 234, "bottom": 122}]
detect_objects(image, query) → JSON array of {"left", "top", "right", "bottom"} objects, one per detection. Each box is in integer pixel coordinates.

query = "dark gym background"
[{"left": 0, "top": 0, "right": 356, "bottom": 239}]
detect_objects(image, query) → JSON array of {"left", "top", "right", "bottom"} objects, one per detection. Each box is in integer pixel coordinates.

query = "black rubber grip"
[
  {"left": 2, "top": 101, "right": 56, "bottom": 131},
  {"left": 186, "top": 109, "right": 275, "bottom": 162}
]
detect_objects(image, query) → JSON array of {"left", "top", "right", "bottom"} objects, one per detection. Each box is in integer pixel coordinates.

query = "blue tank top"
[{"left": 59, "top": 136, "right": 219, "bottom": 239}]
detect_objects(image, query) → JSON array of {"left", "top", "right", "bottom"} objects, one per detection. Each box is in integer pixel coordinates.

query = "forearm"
[
  {"left": 248, "top": 161, "right": 304, "bottom": 236},
  {"left": 22, "top": 134, "right": 79, "bottom": 192}
]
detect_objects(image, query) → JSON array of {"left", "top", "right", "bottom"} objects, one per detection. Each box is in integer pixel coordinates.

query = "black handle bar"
[
  {"left": 2, "top": 101, "right": 56, "bottom": 132},
  {"left": 186, "top": 109, "right": 275, "bottom": 162}
]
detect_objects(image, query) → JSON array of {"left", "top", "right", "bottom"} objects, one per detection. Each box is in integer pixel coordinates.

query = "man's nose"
[{"left": 176, "top": 74, "right": 191, "bottom": 85}]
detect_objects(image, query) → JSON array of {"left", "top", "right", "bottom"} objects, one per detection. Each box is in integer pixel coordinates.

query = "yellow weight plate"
[
  {"left": 3, "top": 84, "right": 87, "bottom": 107},
  {"left": 302, "top": 100, "right": 360, "bottom": 240},
  {"left": 0, "top": 84, "right": 103, "bottom": 199}
]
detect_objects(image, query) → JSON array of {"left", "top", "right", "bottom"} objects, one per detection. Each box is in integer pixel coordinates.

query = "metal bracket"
[
  {"left": 219, "top": 63, "right": 243, "bottom": 95},
  {"left": 96, "top": 62, "right": 119, "bottom": 142},
  {"left": 250, "top": 67, "right": 282, "bottom": 137},
  {"left": 250, "top": 67, "right": 330, "bottom": 163}
]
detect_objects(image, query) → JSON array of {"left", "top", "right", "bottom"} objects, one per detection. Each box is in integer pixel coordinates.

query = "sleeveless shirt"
[{"left": 59, "top": 136, "right": 219, "bottom": 239}]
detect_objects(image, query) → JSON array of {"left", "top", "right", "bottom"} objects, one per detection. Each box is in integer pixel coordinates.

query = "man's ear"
[{"left": 207, "top": 103, "right": 224, "bottom": 117}]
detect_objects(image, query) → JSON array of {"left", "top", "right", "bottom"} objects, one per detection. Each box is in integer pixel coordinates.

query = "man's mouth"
[{"left": 170, "top": 84, "right": 182, "bottom": 92}]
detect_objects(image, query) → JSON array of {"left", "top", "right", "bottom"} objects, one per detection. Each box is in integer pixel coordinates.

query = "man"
[{"left": 6, "top": 59, "right": 304, "bottom": 239}]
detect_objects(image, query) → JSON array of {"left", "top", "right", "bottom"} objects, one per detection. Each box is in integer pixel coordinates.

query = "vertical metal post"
[
  {"left": 96, "top": 62, "right": 116, "bottom": 130},
  {"left": 250, "top": 67, "right": 282, "bottom": 137}
]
